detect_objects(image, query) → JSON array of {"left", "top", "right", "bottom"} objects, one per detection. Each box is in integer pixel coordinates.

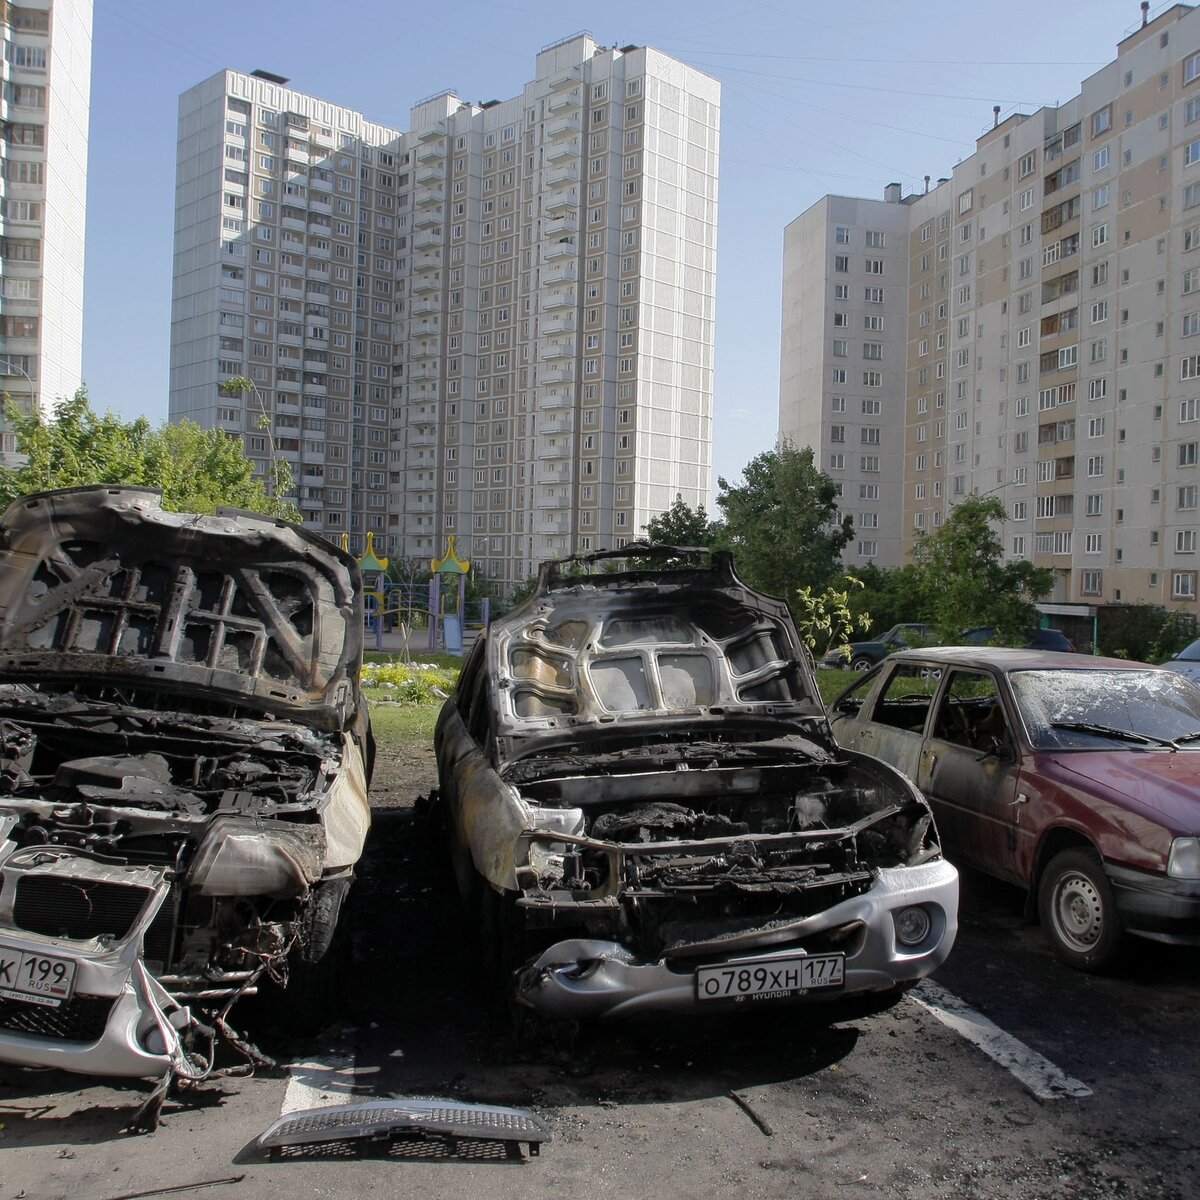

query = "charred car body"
[
  {"left": 0, "top": 487, "right": 370, "bottom": 1081},
  {"left": 434, "top": 547, "right": 957, "bottom": 1019}
]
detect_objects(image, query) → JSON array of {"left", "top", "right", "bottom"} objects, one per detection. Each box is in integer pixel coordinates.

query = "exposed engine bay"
[{"left": 0, "top": 487, "right": 370, "bottom": 1106}]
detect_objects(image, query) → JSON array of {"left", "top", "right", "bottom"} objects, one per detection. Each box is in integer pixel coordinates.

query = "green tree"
[
  {"left": 792, "top": 577, "right": 872, "bottom": 660},
  {"left": 910, "top": 494, "right": 1053, "bottom": 642},
  {"left": 849, "top": 563, "right": 928, "bottom": 636},
  {"left": 642, "top": 494, "right": 717, "bottom": 547},
  {"left": 0, "top": 388, "right": 297, "bottom": 520},
  {"left": 715, "top": 440, "right": 852, "bottom": 596}
]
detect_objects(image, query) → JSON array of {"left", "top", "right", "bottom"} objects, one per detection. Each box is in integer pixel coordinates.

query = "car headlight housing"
[
  {"left": 894, "top": 905, "right": 933, "bottom": 947},
  {"left": 189, "top": 818, "right": 324, "bottom": 897},
  {"left": 1167, "top": 837, "right": 1200, "bottom": 880}
]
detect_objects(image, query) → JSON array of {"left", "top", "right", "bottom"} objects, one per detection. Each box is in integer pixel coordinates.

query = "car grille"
[
  {"left": 12, "top": 877, "right": 154, "bottom": 942},
  {"left": 0, "top": 994, "right": 116, "bottom": 1042}
]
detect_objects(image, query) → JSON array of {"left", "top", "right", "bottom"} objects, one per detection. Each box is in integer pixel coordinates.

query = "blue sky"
[{"left": 85, "top": 0, "right": 1145, "bottom": 499}]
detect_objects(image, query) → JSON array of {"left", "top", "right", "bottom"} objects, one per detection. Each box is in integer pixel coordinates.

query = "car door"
[
  {"left": 831, "top": 661, "right": 940, "bottom": 784},
  {"left": 915, "top": 667, "right": 1028, "bottom": 883}
]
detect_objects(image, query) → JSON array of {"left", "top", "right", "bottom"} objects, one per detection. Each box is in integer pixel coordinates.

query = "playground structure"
[{"left": 347, "top": 532, "right": 489, "bottom": 655}]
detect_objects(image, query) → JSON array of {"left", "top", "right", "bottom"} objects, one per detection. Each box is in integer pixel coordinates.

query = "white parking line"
[
  {"left": 910, "top": 980, "right": 1093, "bottom": 1101},
  {"left": 281, "top": 1055, "right": 364, "bottom": 1114}
]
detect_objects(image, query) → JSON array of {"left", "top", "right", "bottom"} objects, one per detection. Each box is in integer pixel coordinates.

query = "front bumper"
[
  {"left": 1107, "top": 863, "right": 1200, "bottom": 945},
  {"left": 0, "top": 849, "right": 190, "bottom": 1078},
  {"left": 514, "top": 859, "right": 959, "bottom": 1019}
]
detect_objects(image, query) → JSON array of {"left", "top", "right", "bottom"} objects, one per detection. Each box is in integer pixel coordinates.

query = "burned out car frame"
[
  {"left": 829, "top": 647, "right": 1200, "bottom": 970},
  {"left": 0, "top": 486, "right": 371, "bottom": 1083},
  {"left": 434, "top": 545, "right": 957, "bottom": 1020}
]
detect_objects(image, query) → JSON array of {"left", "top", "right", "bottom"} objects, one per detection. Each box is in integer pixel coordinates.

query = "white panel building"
[
  {"left": 0, "top": 0, "right": 92, "bottom": 454},
  {"left": 170, "top": 35, "right": 719, "bottom": 589}
]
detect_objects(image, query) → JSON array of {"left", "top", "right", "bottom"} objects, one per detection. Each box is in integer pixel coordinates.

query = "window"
[
  {"left": 1081, "top": 570, "right": 1102, "bottom": 596},
  {"left": 1091, "top": 105, "right": 1112, "bottom": 137},
  {"left": 1092, "top": 224, "right": 1109, "bottom": 248},
  {"left": 1183, "top": 442, "right": 1199, "bottom": 466},
  {"left": 1094, "top": 146, "right": 1110, "bottom": 171},
  {"left": 1178, "top": 530, "right": 1197, "bottom": 554},
  {"left": 834, "top": 226, "right": 850, "bottom": 244},
  {"left": 865, "top": 259, "right": 885, "bottom": 275},
  {"left": 1173, "top": 572, "right": 1196, "bottom": 600},
  {"left": 834, "top": 255, "right": 849, "bottom": 272},
  {"left": 1179, "top": 485, "right": 1199, "bottom": 510},
  {"left": 865, "top": 230, "right": 885, "bottom": 248},
  {"left": 1187, "top": 51, "right": 1200, "bottom": 85},
  {"left": 1087, "top": 455, "right": 1104, "bottom": 477}
]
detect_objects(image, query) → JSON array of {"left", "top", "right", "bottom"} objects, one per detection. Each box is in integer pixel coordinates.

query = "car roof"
[{"left": 885, "top": 646, "right": 1156, "bottom": 672}]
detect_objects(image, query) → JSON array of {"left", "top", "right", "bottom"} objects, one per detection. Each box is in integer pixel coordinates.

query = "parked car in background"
[
  {"left": 959, "top": 626, "right": 1076, "bottom": 653},
  {"left": 821, "top": 623, "right": 937, "bottom": 672},
  {"left": 829, "top": 647, "right": 1200, "bottom": 971},
  {"left": 1163, "top": 638, "right": 1200, "bottom": 685},
  {"left": 435, "top": 546, "right": 958, "bottom": 1020},
  {"left": 0, "top": 487, "right": 372, "bottom": 1083}
]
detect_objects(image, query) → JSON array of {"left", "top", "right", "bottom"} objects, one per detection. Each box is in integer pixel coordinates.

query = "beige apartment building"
[
  {"left": 781, "top": 3, "right": 1200, "bottom": 611},
  {"left": 171, "top": 35, "right": 719, "bottom": 591},
  {"left": 0, "top": 0, "right": 92, "bottom": 456}
]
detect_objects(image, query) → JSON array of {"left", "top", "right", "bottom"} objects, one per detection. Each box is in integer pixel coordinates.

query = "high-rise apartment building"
[
  {"left": 781, "top": 3, "right": 1200, "bottom": 612},
  {"left": 0, "top": 0, "right": 92, "bottom": 455},
  {"left": 780, "top": 187, "right": 914, "bottom": 567},
  {"left": 171, "top": 34, "right": 719, "bottom": 589}
]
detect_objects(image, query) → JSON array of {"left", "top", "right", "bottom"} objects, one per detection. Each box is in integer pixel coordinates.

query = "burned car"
[
  {"left": 0, "top": 486, "right": 371, "bottom": 1083},
  {"left": 434, "top": 546, "right": 957, "bottom": 1019},
  {"left": 829, "top": 648, "right": 1200, "bottom": 970}
]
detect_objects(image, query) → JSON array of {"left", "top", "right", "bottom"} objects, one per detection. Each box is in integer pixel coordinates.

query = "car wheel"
[
  {"left": 851, "top": 656, "right": 874, "bottom": 672},
  {"left": 280, "top": 876, "right": 353, "bottom": 1035},
  {"left": 1037, "top": 848, "right": 1124, "bottom": 972}
]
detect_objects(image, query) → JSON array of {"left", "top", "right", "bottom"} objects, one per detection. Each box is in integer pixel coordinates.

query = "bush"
[{"left": 361, "top": 661, "right": 460, "bottom": 704}]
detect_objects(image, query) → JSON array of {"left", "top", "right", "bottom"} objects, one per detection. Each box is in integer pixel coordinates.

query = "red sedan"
[{"left": 829, "top": 648, "right": 1200, "bottom": 970}]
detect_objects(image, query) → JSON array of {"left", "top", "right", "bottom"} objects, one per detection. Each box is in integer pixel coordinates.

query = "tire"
[
  {"left": 851, "top": 656, "right": 874, "bottom": 672},
  {"left": 1037, "top": 848, "right": 1124, "bottom": 972},
  {"left": 281, "top": 877, "right": 353, "bottom": 1035}
]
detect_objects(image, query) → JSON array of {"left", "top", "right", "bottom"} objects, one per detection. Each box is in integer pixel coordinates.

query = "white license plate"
[
  {"left": 696, "top": 954, "right": 844, "bottom": 1002},
  {"left": 0, "top": 945, "right": 76, "bottom": 1007}
]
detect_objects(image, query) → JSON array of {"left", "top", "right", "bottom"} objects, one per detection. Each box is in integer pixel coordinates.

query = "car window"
[
  {"left": 830, "top": 670, "right": 878, "bottom": 716},
  {"left": 1176, "top": 638, "right": 1200, "bottom": 663},
  {"left": 931, "top": 670, "right": 1009, "bottom": 750},
  {"left": 455, "top": 637, "right": 487, "bottom": 718},
  {"left": 868, "top": 663, "right": 940, "bottom": 733}
]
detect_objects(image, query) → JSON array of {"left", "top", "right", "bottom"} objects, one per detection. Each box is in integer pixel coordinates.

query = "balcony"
[
  {"left": 544, "top": 191, "right": 578, "bottom": 216},
  {"left": 416, "top": 139, "right": 446, "bottom": 163},
  {"left": 533, "top": 461, "right": 569, "bottom": 485},
  {"left": 542, "top": 213, "right": 578, "bottom": 237},
  {"left": 541, "top": 264, "right": 577, "bottom": 287},
  {"left": 410, "top": 342, "right": 439, "bottom": 361},
  {"left": 540, "top": 338, "right": 575, "bottom": 360},
  {"left": 548, "top": 71, "right": 579, "bottom": 91},
  {"left": 534, "top": 515, "right": 568, "bottom": 535},
  {"left": 411, "top": 317, "right": 441, "bottom": 338},
  {"left": 540, "top": 314, "right": 574, "bottom": 336},
  {"left": 407, "top": 428, "right": 438, "bottom": 447},
  {"left": 545, "top": 164, "right": 579, "bottom": 190},
  {"left": 541, "top": 289, "right": 575, "bottom": 311},
  {"left": 546, "top": 114, "right": 582, "bottom": 141},
  {"left": 410, "top": 297, "right": 441, "bottom": 316},
  {"left": 416, "top": 166, "right": 443, "bottom": 187},
  {"left": 411, "top": 273, "right": 442, "bottom": 294},
  {"left": 413, "top": 228, "right": 443, "bottom": 250},
  {"left": 408, "top": 362, "right": 439, "bottom": 381},
  {"left": 413, "top": 250, "right": 442, "bottom": 272},
  {"left": 538, "top": 388, "right": 573, "bottom": 411},
  {"left": 540, "top": 366, "right": 573, "bottom": 385},
  {"left": 413, "top": 207, "right": 442, "bottom": 230},
  {"left": 544, "top": 138, "right": 578, "bottom": 164},
  {"left": 414, "top": 185, "right": 445, "bottom": 209},
  {"left": 547, "top": 87, "right": 582, "bottom": 113},
  {"left": 538, "top": 415, "right": 573, "bottom": 435},
  {"left": 543, "top": 237, "right": 576, "bottom": 262}
]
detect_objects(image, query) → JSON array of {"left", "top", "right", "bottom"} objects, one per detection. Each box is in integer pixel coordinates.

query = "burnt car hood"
[
  {"left": 1050, "top": 750, "right": 1200, "bottom": 834},
  {"left": 0, "top": 487, "right": 363, "bottom": 732},
  {"left": 487, "top": 550, "right": 827, "bottom": 758}
]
